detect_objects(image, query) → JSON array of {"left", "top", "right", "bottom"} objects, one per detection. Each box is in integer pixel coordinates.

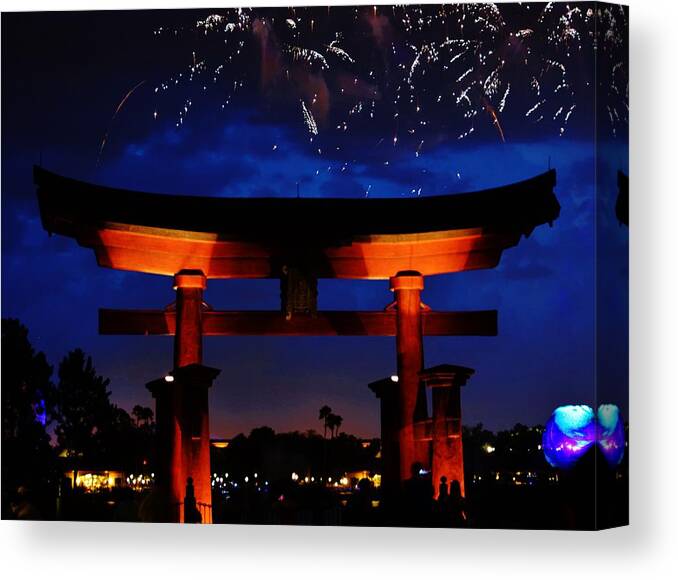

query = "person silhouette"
[
  {"left": 432, "top": 475, "right": 452, "bottom": 526},
  {"left": 345, "top": 477, "right": 374, "bottom": 525},
  {"left": 448, "top": 479, "right": 467, "bottom": 526},
  {"left": 438, "top": 476, "right": 449, "bottom": 503},
  {"left": 402, "top": 462, "right": 433, "bottom": 526},
  {"left": 183, "top": 477, "right": 202, "bottom": 524}
]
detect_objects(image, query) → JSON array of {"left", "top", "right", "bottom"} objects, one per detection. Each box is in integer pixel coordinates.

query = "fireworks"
[{"left": 106, "top": 4, "right": 630, "bottom": 191}]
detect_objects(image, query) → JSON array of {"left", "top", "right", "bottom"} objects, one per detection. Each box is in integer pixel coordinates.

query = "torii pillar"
[
  {"left": 146, "top": 270, "right": 219, "bottom": 523},
  {"left": 390, "top": 271, "right": 431, "bottom": 481},
  {"left": 420, "top": 364, "right": 475, "bottom": 498},
  {"left": 368, "top": 375, "right": 401, "bottom": 506}
]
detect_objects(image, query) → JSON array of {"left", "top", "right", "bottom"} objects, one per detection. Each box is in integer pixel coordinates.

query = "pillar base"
[
  {"left": 147, "top": 363, "right": 220, "bottom": 523},
  {"left": 420, "top": 365, "right": 474, "bottom": 499}
]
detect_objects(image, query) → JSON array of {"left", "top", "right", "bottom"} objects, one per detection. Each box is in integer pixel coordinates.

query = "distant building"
[
  {"left": 64, "top": 470, "right": 125, "bottom": 492},
  {"left": 210, "top": 439, "right": 230, "bottom": 449}
]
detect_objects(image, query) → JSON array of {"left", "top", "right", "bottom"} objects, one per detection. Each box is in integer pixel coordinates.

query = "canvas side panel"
[{"left": 595, "top": 2, "right": 629, "bottom": 530}]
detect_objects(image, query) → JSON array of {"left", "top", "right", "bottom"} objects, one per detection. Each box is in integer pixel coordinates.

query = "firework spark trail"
[
  {"left": 326, "top": 40, "right": 354, "bottom": 63},
  {"left": 96, "top": 79, "right": 146, "bottom": 167},
  {"left": 483, "top": 100, "right": 505, "bottom": 143},
  {"left": 526, "top": 99, "right": 546, "bottom": 118},
  {"left": 498, "top": 83, "right": 510, "bottom": 112},
  {"left": 290, "top": 46, "right": 329, "bottom": 69},
  {"left": 301, "top": 100, "right": 318, "bottom": 135}
]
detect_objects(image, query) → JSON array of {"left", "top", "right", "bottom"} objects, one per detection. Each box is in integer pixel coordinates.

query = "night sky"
[{"left": 1, "top": 4, "right": 628, "bottom": 438}]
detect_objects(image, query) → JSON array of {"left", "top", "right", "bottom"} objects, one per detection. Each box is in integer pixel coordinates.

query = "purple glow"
[
  {"left": 34, "top": 399, "right": 47, "bottom": 427},
  {"left": 597, "top": 404, "right": 625, "bottom": 467},
  {"left": 542, "top": 405, "right": 596, "bottom": 469}
]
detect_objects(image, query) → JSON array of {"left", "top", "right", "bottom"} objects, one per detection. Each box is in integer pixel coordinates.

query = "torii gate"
[{"left": 35, "top": 166, "right": 559, "bottom": 523}]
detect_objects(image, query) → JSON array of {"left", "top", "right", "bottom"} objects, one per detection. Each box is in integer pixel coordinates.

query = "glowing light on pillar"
[
  {"left": 542, "top": 405, "right": 596, "bottom": 469},
  {"left": 164, "top": 374, "right": 174, "bottom": 382},
  {"left": 390, "top": 375, "right": 399, "bottom": 382},
  {"left": 597, "top": 404, "right": 625, "bottom": 467}
]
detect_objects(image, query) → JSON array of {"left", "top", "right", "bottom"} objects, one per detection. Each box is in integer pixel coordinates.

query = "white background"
[{"left": 1, "top": 0, "right": 676, "bottom": 577}]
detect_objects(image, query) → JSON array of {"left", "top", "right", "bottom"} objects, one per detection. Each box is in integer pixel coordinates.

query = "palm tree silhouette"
[
  {"left": 327, "top": 413, "right": 343, "bottom": 438},
  {"left": 132, "top": 405, "right": 153, "bottom": 427},
  {"left": 318, "top": 405, "right": 332, "bottom": 439}
]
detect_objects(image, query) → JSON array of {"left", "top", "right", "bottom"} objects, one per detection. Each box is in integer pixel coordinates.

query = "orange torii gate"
[{"left": 35, "top": 166, "right": 559, "bottom": 523}]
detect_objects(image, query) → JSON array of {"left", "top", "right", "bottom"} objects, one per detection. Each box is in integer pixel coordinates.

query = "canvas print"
[{"left": 1, "top": 3, "right": 628, "bottom": 529}]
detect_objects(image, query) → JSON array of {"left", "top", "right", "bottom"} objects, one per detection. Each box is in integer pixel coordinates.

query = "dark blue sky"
[{"left": 1, "top": 5, "right": 628, "bottom": 437}]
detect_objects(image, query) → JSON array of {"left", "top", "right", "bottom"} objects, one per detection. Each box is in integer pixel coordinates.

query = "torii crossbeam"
[{"left": 99, "top": 308, "right": 497, "bottom": 337}]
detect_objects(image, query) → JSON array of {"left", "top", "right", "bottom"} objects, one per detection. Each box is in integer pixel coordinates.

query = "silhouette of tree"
[
  {"left": 211, "top": 426, "right": 378, "bottom": 485},
  {"left": 95, "top": 403, "right": 155, "bottom": 472},
  {"left": 53, "top": 349, "right": 112, "bottom": 476},
  {"left": 318, "top": 405, "right": 332, "bottom": 438},
  {"left": 1, "top": 318, "right": 57, "bottom": 516},
  {"left": 2, "top": 319, "right": 55, "bottom": 439},
  {"left": 132, "top": 404, "right": 154, "bottom": 427},
  {"left": 335, "top": 415, "right": 343, "bottom": 437},
  {"left": 327, "top": 413, "right": 343, "bottom": 438}
]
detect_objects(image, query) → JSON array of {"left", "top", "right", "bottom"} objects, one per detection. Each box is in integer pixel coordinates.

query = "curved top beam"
[{"left": 34, "top": 166, "right": 559, "bottom": 279}]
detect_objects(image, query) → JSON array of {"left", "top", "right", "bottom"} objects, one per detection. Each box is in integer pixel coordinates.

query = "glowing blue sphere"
[
  {"left": 542, "top": 405, "right": 596, "bottom": 469},
  {"left": 597, "top": 404, "right": 625, "bottom": 467}
]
